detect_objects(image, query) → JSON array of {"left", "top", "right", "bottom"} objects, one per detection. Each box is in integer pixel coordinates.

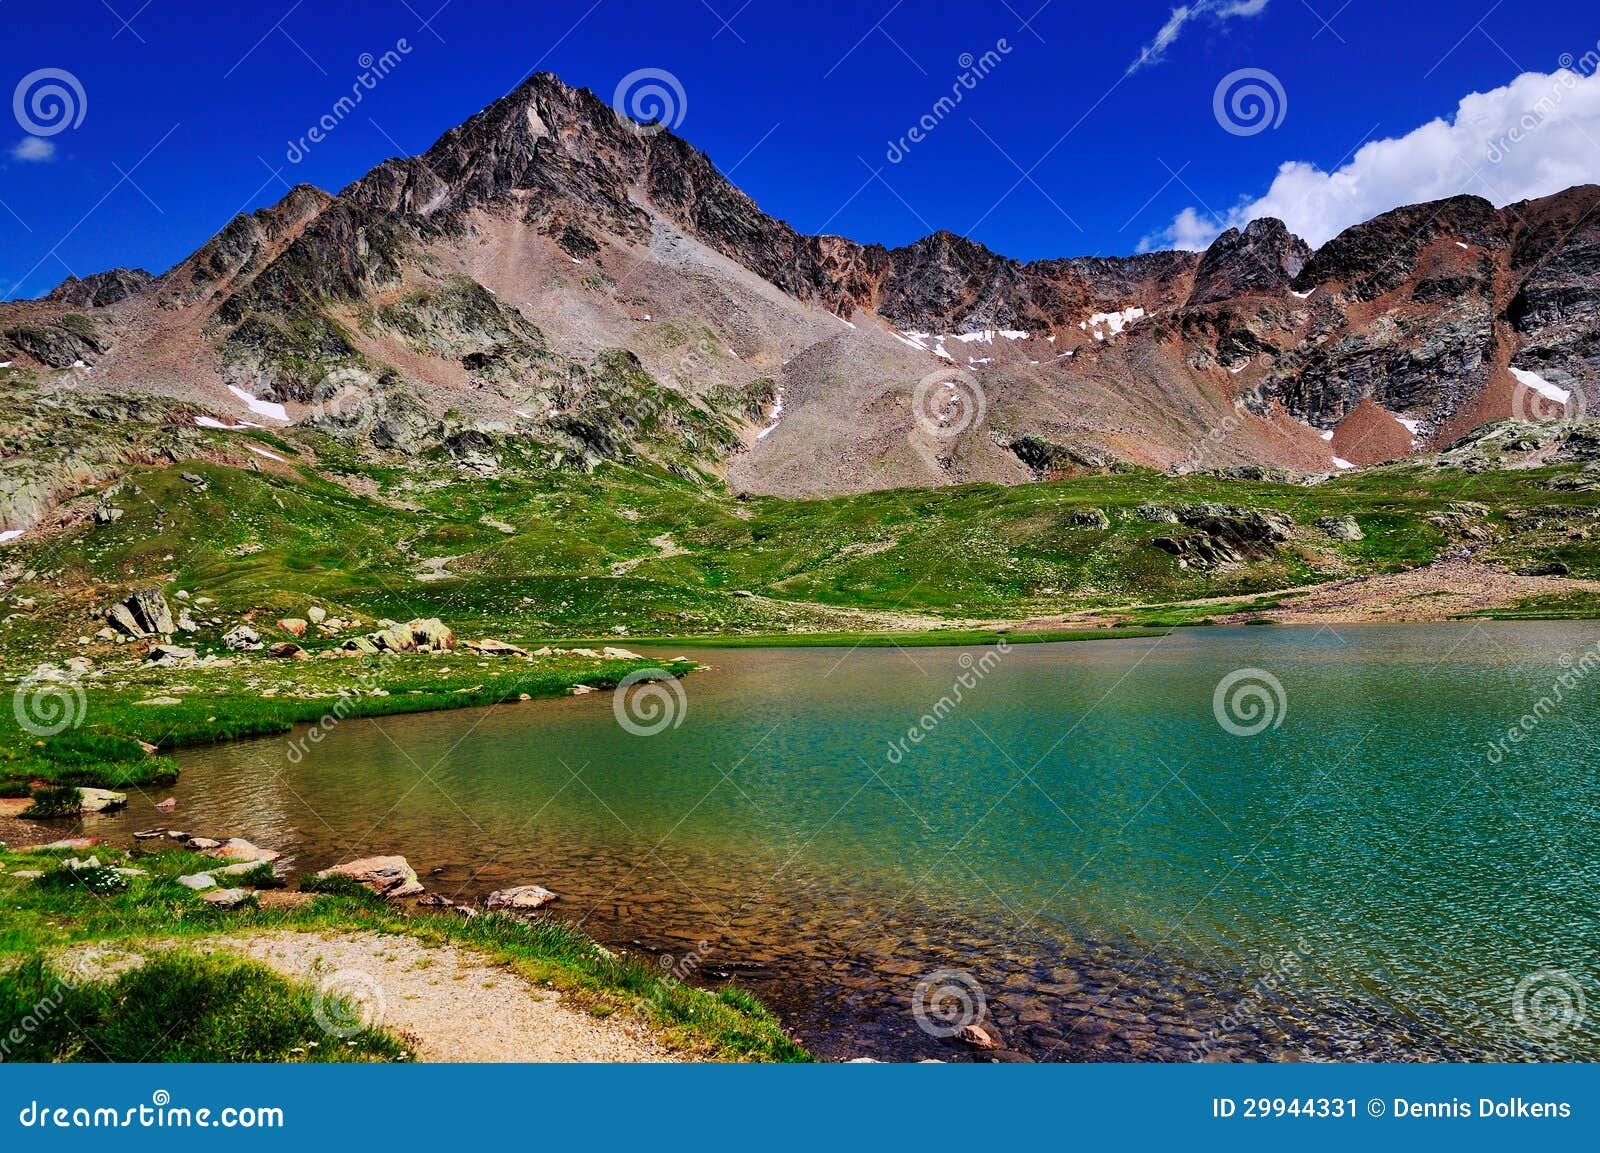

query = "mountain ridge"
[{"left": 4, "top": 69, "right": 1598, "bottom": 510}]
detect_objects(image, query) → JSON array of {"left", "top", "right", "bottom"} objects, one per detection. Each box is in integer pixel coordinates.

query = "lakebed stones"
[
  {"left": 486, "top": 884, "right": 560, "bottom": 911},
  {"left": 106, "top": 587, "right": 175, "bottom": 638},
  {"left": 313, "top": 855, "right": 424, "bottom": 898}
]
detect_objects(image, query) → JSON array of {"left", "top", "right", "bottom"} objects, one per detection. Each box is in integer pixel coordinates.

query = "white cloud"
[
  {"left": 1150, "top": 66, "right": 1600, "bottom": 251},
  {"left": 9, "top": 137, "right": 55, "bottom": 162},
  {"left": 1126, "top": 0, "right": 1272, "bottom": 75}
]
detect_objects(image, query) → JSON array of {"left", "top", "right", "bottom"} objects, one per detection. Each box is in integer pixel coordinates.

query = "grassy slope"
[{"left": 0, "top": 843, "right": 809, "bottom": 1062}]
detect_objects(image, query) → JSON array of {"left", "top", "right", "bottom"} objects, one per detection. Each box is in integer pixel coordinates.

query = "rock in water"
[
  {"left": 957, "top": 1023, "right": 1000, "bottom": 1049},
  {"left": 312, "top": 855, "right": 424, "bottom": 898},
  {"left": 77, "top": 788, "right": 127, "bottom": 813},
  {"left": 206, "top": 838, "right": 280, "bottom": 863},
  {"left": 486, "top": 884, "right": 559, "bottom": 910}
]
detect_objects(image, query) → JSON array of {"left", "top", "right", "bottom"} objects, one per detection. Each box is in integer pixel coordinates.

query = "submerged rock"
[{"left": 486, "top": 884, "right": 559, "bottom": 911}]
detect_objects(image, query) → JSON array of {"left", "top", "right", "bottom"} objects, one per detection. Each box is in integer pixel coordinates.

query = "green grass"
[
  {"left": 0, "top": 952, "right": 409, "bottom": 1063},
  {"left": 0, "top": 843, "right": 809, "bottom": 1062},
  {"left": 560, "top": 626, "right": 1168, "bottom": 648},
  {"left": 0, "top": 655, "right": 694, "bottom": 794}
]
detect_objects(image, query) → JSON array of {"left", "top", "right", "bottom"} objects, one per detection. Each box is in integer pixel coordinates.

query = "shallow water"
[{"left": 93, "top": 622, "right": 1600, "bottom": 1060}]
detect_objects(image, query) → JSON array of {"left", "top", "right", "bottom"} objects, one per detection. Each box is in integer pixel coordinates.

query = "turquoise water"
[{"left": 103, "top": 622, "right": 1600, "bottom": 1060}]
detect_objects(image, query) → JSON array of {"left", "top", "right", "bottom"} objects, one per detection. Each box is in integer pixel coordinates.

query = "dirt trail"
[{"left": 56, "top": 929, "right": 676, "bottom": 1063}]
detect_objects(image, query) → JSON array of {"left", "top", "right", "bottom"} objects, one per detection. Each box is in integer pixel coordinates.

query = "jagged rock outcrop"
[{"left": 47, "top": 269, "right": 155, "bottom": 309}]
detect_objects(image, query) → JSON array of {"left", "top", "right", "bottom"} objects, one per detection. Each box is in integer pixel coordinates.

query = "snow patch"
[
  {"left": 247, "top": 444, "right": 288, "bottom": 463},
  {"left": 833, "top": 314, "right": 856, "bottom": 329},
  {"left": 195, "top": 416, "right": 263, "bottom": 430},
  {"left": 757, "top": 386, "right": 785, "bottom": 440},
  {"left": 1319, "top": 429, "right": 1335, "bottom": 441},
  {"left": 1509, "top": 366, "right": 1571, "bottom": 405},
  {"left": 0, "top": 528, "right": 24, "bottom": 542},
  {"left": 228, "top": 386, "right": 289, "bottom": 422},
  {"left": 1455, "top": 241, "right": 1469, "bottom": 250},
  {"left": 1332, "top": 456, "right": 1355, "bottom": 470},
  {"left": 1397, "top": 417, "right": 1422, "bottom": 434},
  {"left": 1080, "top": 306, "right": 1145, "bottom": 339},
  {"left": 1291, "top": 288, "right": 1314, "bottom": 300}
]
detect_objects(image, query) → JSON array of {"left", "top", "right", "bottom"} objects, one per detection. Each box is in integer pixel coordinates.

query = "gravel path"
[{"left": 57, "top": 929, "right": 677, "bottom": 1063}]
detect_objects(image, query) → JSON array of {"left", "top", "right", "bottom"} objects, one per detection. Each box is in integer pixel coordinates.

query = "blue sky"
[{"left": 2, "top": 0, "right": 1598, "bottom": 298}]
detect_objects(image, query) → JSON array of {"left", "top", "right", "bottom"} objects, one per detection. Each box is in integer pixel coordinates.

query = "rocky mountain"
[{"left": 1, "top": 70, "right": 1597, "bottom": 527}]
